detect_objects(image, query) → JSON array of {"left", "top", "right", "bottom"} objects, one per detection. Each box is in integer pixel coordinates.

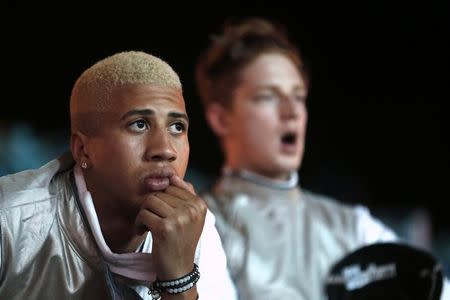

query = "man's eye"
[
  {"left": 169, "top": 122, "right": 186, "bottom": 134},
  {"left": 255, "top": 94, "right": 276, "bottom": 102},
  {"left": 294, "top": 94, "right": 306, "bottom": 102},
  {"left": 129, "top": 120, "right": 148, "bottom": 132}
]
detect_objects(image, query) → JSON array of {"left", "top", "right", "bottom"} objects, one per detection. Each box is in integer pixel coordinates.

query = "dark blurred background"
[{"left": 1, "top": 4, "right": 449, "bottom": 266}]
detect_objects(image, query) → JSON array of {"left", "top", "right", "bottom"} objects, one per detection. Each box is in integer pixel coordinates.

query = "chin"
[{"left": 276, "top": 158, "right": 301, "bottom": 172}]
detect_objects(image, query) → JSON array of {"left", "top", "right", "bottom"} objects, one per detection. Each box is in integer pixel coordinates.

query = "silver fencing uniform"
[
  {"left": 203, "top": 168, "right": 397, "bottom": 300},
  {"left": 0, "top": 154, "right": 237, "bottom": 300},
  {"left": 0, "top": 154, "right": 116, "bottom": 299}
]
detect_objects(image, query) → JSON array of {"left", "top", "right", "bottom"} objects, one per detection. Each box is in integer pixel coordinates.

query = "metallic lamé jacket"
[
  {"left": 203, "top": 171, "right": 397, "bottom": 300},
  {"left": 0, "top": 153, "right": 136, "bottom": 299}
]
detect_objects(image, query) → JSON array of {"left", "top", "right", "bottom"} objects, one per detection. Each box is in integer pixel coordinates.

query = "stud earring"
[{"left": 81, "top": 161, "right": 88, "bottom": 169}]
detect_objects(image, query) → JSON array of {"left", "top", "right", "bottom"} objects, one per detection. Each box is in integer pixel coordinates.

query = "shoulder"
[
  {"left": 0, "top": 153, "right": 74, "bottom": 209},
  {"left": 199, "top": 182, "right": 228, "bottom": 221},
  {"left": 200, "top": 187, "right": 241, "bottom": 235},
  {"left": 301, "top": 189, "right": 397, "bottom": 243},
  {"left": 200, "top": 189, "right": 221, "bottom": 215},
  {"left": 301, "top": 189, "right": 361, "bottom": 220}
]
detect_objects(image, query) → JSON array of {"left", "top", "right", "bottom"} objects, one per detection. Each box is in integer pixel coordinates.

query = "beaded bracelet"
[{"left": 148, "top": 263, "right": 200, "bottom": 300}]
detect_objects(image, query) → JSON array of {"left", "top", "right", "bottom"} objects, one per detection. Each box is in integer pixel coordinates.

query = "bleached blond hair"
[{"left": 70, "top": 51, "right": 182, "bottom": 134}]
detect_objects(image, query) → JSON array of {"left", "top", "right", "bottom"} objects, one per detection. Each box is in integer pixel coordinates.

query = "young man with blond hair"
[{"left": 0, "top": 51, "right": 237, "bottom": 300}]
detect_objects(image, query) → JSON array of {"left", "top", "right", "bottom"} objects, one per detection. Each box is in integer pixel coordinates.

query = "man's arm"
[{"left": 135, "top": 175, "right": 206, "bottom": 300}]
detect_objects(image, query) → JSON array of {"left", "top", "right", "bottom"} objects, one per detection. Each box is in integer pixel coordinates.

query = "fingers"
[
  {"left": 135, "top": 175, "right": 207, "bottom": 280},
  {"left": 136, "top": 198, "right": 202, "bottom": 243},
  {"left": 136, "top": 191, "right": 207, "bottom": 233},
  {"left": 135, "top": 203, "right": 183, "bottom": 236},
  {"left": 135, "top": 194, "right": 177, "bottom": 234},
  {"left": 135, "top": 207, "right": 161, "bottom": 234},
  {"left": 136, "top": 189, "right": 202, "bottom": 232},
  {"left": 165, "top": 176, "right": 205, "bottom": 211},
  {"left": 169, "top": 175, "right": 196, "bottom": 195},
  {"left": 164, "top": 185, "right": 207, "bottom": 220},
  {"left": 166, "top": 176, "right": 198, "bottom": 202},
  {"left": 141, "top": 194, "right": 176, "bottom": 217},
  {"left": 155, "top": 189, "right": 207, "bottom": 223}
]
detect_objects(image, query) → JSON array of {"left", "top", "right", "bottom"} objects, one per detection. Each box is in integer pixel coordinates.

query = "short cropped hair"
[
  {"left": 195, "top": 17, "right": 308, "bottom": 109},
  {"left": 70, "top": 51, "right": 181, "bottom": 134}
]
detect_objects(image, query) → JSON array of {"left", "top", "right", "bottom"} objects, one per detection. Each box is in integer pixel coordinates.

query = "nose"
[
  {"left": 144, "top": 130, "right": 177, "bottom": 162},
  {"left": 279, "top": 95, "right": 301, "bottom": 120}
]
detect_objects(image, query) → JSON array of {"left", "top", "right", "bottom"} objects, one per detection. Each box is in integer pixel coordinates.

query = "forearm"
[{"left": 140, "top": 176, "right": 206, "bottom": 300}]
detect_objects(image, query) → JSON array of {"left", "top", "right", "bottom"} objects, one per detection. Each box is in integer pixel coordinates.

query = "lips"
[
  {"left": 145, "top": 177, "right": 170, "bottom": 191},
  {"left": 280, "top": 131, "right": 299, "bottom": 154},
  {"left": 143, "top": 168, "right": 175, "bottom": 192}
]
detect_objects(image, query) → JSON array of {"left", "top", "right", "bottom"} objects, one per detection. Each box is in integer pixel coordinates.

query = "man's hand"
[{"left": 135, "top": 174, "right": 207, "bottom": 280}]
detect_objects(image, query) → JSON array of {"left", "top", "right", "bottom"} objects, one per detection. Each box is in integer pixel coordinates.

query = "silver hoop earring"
[{"left": 81, "top": 161, "right": 88, "bottom": 169}]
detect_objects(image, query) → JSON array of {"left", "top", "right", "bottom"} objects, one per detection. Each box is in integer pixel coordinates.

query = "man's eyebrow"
[
  {"left": 168, "top": 112, "right": 189, "bottom": 123},
  {"left": 255, "top": 84, "right": 306, "bottom": 92},
  {"left": 120, "top": 109, "right": 189, "bottom": 122},
  {"left": 120, "top": 109, "right": 154, "bottom": 120}
]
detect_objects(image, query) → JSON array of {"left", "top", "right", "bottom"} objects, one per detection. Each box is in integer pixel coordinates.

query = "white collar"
[
  {"left": 74, "top": 165, "right": 156, "bottom": 283},
  {"left": 222, "top": 167, "right": 299, "bottom": 190}
]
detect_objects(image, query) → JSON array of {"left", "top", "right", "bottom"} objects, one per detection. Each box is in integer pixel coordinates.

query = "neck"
[
  {"left": 223, "top": 166, "right": 299, "bottom": 190},
  {"left": 83, "top": 171, "right": 145, "bottom": 254},
  {"left": 92, "top": 199, "right": 145, "bottom": 253}
]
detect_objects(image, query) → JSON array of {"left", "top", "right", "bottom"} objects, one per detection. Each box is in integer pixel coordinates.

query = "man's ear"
[
  {"left": 205, "top": 103, "right": 231, "bottom": 137},
  {"left": 71, "top": 131, "right": 91, "bottom": 168}
]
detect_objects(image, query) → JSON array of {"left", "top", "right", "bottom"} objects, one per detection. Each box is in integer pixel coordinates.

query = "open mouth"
[{"left": 281, "top": 132, "right": 297, "bottom": 145}]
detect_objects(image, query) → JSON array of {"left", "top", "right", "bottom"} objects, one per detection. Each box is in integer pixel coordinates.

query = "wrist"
[
  {"left": 161, "top": 288, "right": 198, "bottom": 300},
  {"left": 157, "top": 262, "right": 195, "bottom": 281},
  {"left": 149, "top": 263, "right": 200, "bottom": 300}
]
